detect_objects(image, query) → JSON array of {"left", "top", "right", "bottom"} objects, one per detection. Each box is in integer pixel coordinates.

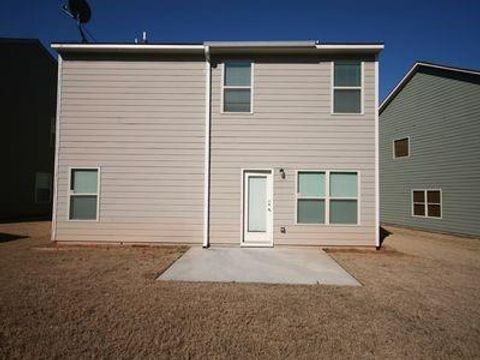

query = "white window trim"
[
  {"left": 331, "top": 61, "right": 364, "bottom": 115},
  {"left": 393, "top": 136, "right": 410, "bottom": 159},
  {"left": 67, "top": 166, "right": 101, "bottom": 222},
  {"left": 221, "top": 60, "right": 254, "bottom": 114},
  {"left": 34, "top": 172, "right": 52, "bottom": 204},
  {"left": 411, "top": 189, "right": 442, "bottom": 219},
  {"left": 295, "top": 170, "right": 361, "bottom": 226}
]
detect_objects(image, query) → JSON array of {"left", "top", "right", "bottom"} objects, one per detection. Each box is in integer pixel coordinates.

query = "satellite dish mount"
[{"left": 62, "top": 0, "right": 92, "bottom": 43}]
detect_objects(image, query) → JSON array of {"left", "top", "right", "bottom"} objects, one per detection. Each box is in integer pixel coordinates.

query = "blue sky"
[{"left": 1, "top": 0, "right": 478, "bottom": 99}]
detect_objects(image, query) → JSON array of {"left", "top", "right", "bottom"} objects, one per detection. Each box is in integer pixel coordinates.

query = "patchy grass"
[{"left": 0, "top": 222, "right": 479, "bottom": 359}]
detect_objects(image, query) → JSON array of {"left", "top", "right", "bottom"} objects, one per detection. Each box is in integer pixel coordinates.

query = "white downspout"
[
  {"left": 203, "top": 46, "right": 211, "bottom": 248},
  {"left": 375, "top": 55, "right": 380, "bottom": 249}
]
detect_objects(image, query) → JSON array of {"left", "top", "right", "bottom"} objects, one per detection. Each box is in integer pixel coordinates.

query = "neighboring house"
[
  {"left": 0, "top": 38, "right": 57, "bottom": 221},
  {"left": 51, "top": 41, "right": 383, "bottom": 247},
  {"left": 380, "top": 62, "right": 480, "bottom": 237}
]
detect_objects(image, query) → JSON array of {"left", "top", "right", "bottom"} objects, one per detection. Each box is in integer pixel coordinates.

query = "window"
[
  {"left": 223, "top": 61, "right": 252, "bottom": 112},
  {"left": 333, "top": 61, "right": 362, "bottom": 114},
  {"left": 394, "top": 138, "right": 409, "bottom": 158},
  {"left": 329, "top": 172, "right": 358, "bottom": 224},
  {"left": 297, "top": 172, "right": 326, "bottom": 224},
  {"left": 69, "top": 168, "right": 99, "bottom": 220},
  {"left": 35, "top": 172, "right": 52, "bottom": 204},
  {"left": 412, "top": 190, "right": 442, "bottom": 218},
  {"left": 297, "top": 171, "right": 359, "bottom": 225}
]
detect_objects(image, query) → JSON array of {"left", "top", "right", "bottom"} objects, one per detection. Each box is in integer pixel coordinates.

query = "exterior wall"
[
  {"left": 0, "top": 39, "right": 56, "bottom": 221},
  {"left": 54, "top": 54, "right": 205, "bottom": 243},
  {"left": 209, "top": 55, "right": 378, "bottom": 246},
  {"left": 380, "top": 68, "right": 480, "bottom": 237}
]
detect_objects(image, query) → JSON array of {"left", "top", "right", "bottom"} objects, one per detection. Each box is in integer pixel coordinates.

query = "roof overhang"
[{"left": 51, "top": 41, "right": 384, "bottom": 55}]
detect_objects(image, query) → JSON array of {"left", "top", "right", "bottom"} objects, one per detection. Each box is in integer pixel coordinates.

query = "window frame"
[
  {"left": 331, "top": 61, "right": 364, "bottom": 115},
  {"left": 67, "top": 167, "right": 101, "bottom": 222},
  {"left": 393, "top": 136, "right": 410, "bottom": 159},
  {"left": 34, "top": 172, "right": 52, "bottom": 204},
  {"left": 221, "top": 60, "right": 254, "bottom": 114},
  {"left": 411, "top": 189, "right": 442, "bottom": 219},
  {"left": 295, "top": 170, "right": 361, "bottom": 226}
]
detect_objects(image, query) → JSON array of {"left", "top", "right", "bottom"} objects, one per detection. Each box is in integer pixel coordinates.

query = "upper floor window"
[
  {"left": 393, "top": 137, "right": 410, "bottom": 158},
  {"left": 223, "top": 61, "right": 252, "bottom": 113},
  {"left": 333, "top": 61, "right": 362, "bottom": 114}
]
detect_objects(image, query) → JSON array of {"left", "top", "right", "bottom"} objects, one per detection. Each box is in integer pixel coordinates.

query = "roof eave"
[{"left": 51, "top": 42, "right": 384, "bottom": 55}]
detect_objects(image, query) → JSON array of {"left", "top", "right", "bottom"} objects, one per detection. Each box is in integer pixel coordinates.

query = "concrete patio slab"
[{"left": 158, "top": 247, "right": 360, "bottom": 286}]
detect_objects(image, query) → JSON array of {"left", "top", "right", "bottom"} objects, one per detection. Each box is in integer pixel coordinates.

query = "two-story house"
[
  {"left": 380, "top": 62, "right": 480, "bottom": 238},
  {"left": 51, "top": 41, "right": 383, "bottom": 247},
  {"left": 0, "top": 38, "right": 57, "bottom": 221}
]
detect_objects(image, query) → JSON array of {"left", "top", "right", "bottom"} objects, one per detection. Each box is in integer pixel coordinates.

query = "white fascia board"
[
  {"left": 205, "top": 41, "right": 316, "bottom": 48},
  {"left": 51, "top": 43, "right": 204, "bottom": 53},
  {"left": 316, "top": 44, "right": 384, "bottom": 51},
  {"left": 380, "top": 63, "right": 420, "bottom": 112}
]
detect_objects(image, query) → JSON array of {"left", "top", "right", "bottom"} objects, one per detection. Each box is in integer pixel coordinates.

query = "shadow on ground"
[
  {"left": 378, "top": 226, "right": 392, "bottom": 248},
  {"left": 0, "top": 233, "right": 28, "bottom": 243}
]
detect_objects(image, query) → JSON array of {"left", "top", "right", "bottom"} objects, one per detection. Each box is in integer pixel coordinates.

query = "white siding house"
[{"left": 52, "top": 41, "right": 383, "bottom": 247}]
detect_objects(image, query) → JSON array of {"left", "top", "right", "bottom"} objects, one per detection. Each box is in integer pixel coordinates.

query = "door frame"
[{"left": 240, "top": 168, "right": 274, "bottom": 247}]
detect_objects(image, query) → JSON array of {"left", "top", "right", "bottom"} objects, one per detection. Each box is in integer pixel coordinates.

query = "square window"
[
  {"left": 412, "top": 190, "right": 442, "bottom": 218},
  {"left": 413, "top": 190, "right": 425, "bottom": 203},
  {"left": 428, "top": 204, "right": 441, "bottom": 218},
  {"left": 394, "top": 138, "right": 409, "bottom": 158},
  {"left": 224, "top": 88, "right": 251, "bottom": 112},
  {"left": 298, "top": 172, "right": 325, "bottom": 197},
  {"left": 330, "top": 172, "right": 358, "bottom": 198},
  {"left": 427, "top": 190, "right": 440, "bottom": 203},
  {"left": 333, "top": 89, "right": 361, "bottom": 113},
  {"left": 70, "top": 196, "right": 97, "bottom": 220},
  {"left": 297, "top": 199, "right": 325, "bottom": 224},
  {"left": 413, "top": 203, "right": 426, "bottom": 216},
  {"left": 330, "top": 200, "right": 358, "bottom": 224},
  {"left": 334, "top": 62, "right": 361, "bottom": 87},
  {"left": 225, "top": 62, "right": 251, "bottom": 86}
]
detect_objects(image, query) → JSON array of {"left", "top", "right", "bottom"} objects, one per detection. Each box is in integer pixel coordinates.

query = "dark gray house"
[
  {"left": 0, "top": 38, "right": 57, "bottom": 221},
  {"left": 380, "top": 62, "right": 480, "bottom": 237}
]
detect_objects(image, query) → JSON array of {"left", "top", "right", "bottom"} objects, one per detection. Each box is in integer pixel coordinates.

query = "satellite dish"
[{"left": 62, "top": 0, "right": 93, "bottom": 43}]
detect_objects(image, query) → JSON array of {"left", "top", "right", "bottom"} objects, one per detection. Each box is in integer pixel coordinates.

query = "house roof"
[
  {"left": 0, "top": 37, "right": 57, "bottom": 65},
  {"left": 51, "top": 41, "right": 384, "bottom": 55},
  {"left": 380, "top": 61, "right": 480, "bottom": 113}
]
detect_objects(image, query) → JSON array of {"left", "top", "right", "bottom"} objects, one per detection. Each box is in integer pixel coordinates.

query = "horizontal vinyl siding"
[
  {"left": 55, "top": 58, "right": 205, "bottom": 243},
  {"left": 380, "top": 71, "right": 480, "bottom": 237},
  {"left": 209, "top": 58, "right": 377, "bottom": 246}
]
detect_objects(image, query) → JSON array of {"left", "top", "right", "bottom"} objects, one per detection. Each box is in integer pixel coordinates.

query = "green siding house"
[{"left": 380, "top": 62, "right": 480, "bottom": 237}]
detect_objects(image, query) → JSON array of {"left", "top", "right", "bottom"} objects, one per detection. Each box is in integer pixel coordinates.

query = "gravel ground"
[{"left": 0, "top": 221, "right": 479, "bottom": 359}]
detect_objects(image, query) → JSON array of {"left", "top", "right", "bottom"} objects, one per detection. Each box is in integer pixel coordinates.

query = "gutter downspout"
[
  {"left": 51, "top": 54, "right": 63, "bottom": 242},
  {"left": 203, "top": 46, "right": 211, "bottom": 248}
]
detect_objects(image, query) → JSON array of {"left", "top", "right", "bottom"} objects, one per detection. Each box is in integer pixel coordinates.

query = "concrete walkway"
[{"left": 158, "top": 247, "right": 360, "bottom": 286}]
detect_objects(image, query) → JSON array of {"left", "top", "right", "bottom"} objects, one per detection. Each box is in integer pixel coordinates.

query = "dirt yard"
[{"left": 0, "top": 222, "right": 479, "bottom": 359}]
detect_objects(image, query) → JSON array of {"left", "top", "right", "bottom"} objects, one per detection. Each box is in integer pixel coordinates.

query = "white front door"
[{"left": 242, "top": 170, "right": 273, "bottom": 246}]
